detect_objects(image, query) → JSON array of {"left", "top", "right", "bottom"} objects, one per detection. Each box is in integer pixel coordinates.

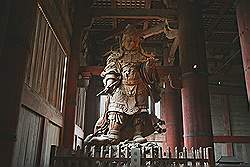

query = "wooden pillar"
[
  {"left": 236, "top": 0, "right": 250, "bottom": 105},
  {"left": 161, "top": 82, "right": 183, "bottom": 152},
  {"left": 178, "top": 0, "right": 213, "bottom": 148},
  {"left": 62, "top": 19, "right": 81, "bottom": 148},
  {"left": 84, "top": 76, "right": 101, "bottom": 137},
  {"left": 62, "top": 0, "right": 92, "bottom": 148},
  {"left": 161, "top": 43, "right": 183, "bottom": 152},
  {"left": 0, "top": 0, "right": 36, "bottom": 166}
]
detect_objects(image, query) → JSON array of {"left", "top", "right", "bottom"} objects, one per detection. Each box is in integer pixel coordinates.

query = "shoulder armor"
[{"left": 107, "top": 51, "right": 122, "bottom": 62}]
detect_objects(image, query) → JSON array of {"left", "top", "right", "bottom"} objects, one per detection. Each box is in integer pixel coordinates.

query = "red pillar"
[
  {"left": 178, "top": 0, "right": 213, "bottom": 148},
  {"left": 62, "top": 1, "right": 92, "bottom": 148},
  {"left": 161, "top": 42, "right": 183, "bottom": 152},
  {"left": 62, "top": 32, "right": 80, "bottom": 148},
  {"left": 161, "top": 81, "right": 183, "bottom": 152},
  {"left": 0, "top": 0, "right": 36, "bottom": 166},
  {"left": 236, "top": 0, "right": 250, "bottom": 104}
]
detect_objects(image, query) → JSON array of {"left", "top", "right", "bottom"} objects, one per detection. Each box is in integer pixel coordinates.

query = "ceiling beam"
[
  {"left": 205, "top": 1, "right": 235, "bottom": 40},
  {"left": 87, "top": 8, "right": 177, "bottom": 20}
]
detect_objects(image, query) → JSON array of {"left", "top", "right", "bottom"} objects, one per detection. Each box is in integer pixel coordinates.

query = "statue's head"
[{"left": 121, "top": 25, "right": 141, "bottom": 51}]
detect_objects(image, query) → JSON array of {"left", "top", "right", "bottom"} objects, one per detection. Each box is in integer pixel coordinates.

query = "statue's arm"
[{"left": 100, "top": 52, "right": 121, "bottom": 94}]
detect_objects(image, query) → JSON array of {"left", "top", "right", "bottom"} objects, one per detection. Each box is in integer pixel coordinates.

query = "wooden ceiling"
[{"left": 82, "top": 0, "right": 244, "bottom": 86}]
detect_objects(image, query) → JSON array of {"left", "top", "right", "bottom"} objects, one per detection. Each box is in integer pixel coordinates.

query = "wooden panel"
[
  {"left": 40, "top": 121, "right": 61, "bottom": 167},
  {"left": 12, "top": 106, "right": 43, "bottom": 167},
  {"left": 24, "top": 9, "right": 67, "bottom": 111},
  {"left": 229, "top": 95, "right": 250, "bottom": 135}
]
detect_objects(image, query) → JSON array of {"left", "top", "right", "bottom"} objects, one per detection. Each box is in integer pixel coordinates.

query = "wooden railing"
[{"left": 50, "top": 145, "right": 215, "bottom": 167}]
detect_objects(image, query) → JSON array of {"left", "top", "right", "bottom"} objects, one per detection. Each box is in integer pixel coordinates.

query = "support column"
[
  {"left": 236, "top": 0, "right": 250, "bottom": 105},
  {"left": 178, "top": 0, "right": 213, "bottom": 148},
  {"left": 161, "top": 43, "right": 183, "bottom": 152},
  {"left": 84, "top": 76, "right": 101, "bottom": 137},
  {"left": 161, "top": 81, "right": 183, "bottom": 152},
  {"left": 0, "top": 0, "right": 36, "bottom": 166},
  {"left": 62, "top": 20, "right": 81, "bottom": 148},
  {"left": 62, "top": 0, "right": 92, "bottom": 148}
]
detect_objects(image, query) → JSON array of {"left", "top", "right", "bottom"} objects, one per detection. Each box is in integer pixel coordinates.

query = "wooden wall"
[
  {"left": 12, "top": 1, "right": 70, "bottom": 166},
  {"left": 12, "top": 107, "right": 43, "bottom": 167},
  {"left": 210, "top": 93, "right": 250, "bottom": 163},
  {"left": 24, "top": 9, "right": 66, "bottom": 111}
]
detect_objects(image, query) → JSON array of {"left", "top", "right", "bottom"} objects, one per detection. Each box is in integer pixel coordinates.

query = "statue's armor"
[{"left": 102, "top": 50, "right": 151, "bottom": 115}]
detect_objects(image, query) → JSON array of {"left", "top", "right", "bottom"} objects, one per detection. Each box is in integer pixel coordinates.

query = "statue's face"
[{"left": 122, "top": 33, "right": 140, "bottom": 51}]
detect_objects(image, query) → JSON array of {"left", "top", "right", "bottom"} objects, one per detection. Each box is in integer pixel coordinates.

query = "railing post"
[
  {"left": 131, "top": 147, "right": 141, "bottom": 167},
  {"left": 49, "top": 145, "right": 57, "bottom": 167}
]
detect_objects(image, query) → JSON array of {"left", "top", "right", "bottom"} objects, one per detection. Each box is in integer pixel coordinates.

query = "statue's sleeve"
[{"left": 101, "top": 52, "right": 121, "bottom": 88}]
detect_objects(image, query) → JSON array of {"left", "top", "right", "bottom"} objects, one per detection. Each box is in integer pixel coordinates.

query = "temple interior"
[{"left": 1, "top": 0, "right": 250, "bottom": 166}]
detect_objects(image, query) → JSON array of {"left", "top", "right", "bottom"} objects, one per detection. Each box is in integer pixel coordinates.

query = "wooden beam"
[
  {"left": 213, "top": 136, "right": 250, "bottom": 143},
  {"left": 88, "top": 8, "right": 177, "bottom": 20},
  {"left": 21, "top": 85, "right": 63, "bottom": 127}
]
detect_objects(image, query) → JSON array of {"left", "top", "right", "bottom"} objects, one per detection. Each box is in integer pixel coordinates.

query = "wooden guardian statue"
[{"left": 84, "top": 25, "right": 167, "bottom": 145}]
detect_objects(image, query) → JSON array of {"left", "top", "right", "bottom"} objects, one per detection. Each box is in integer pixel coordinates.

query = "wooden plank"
[
  {"left": 32, "top": 11, "right": 45, "bottom": 90},
  {"left": 48, "top": 39, "right": 58, "bottom": 106},
  {"left": 40, "top": 28, "right": 52, "bottom": 97},
  {"left": 51, "top": 46, "right": 61, "bottom": 107},
  {"left": 28, "top": 10, "right": 41, "bottom": 87},
  {"left": 38, "top": 19, "right": 50, "bottom": 94},
  {"left": 45, "top": 34, "right": 55, "bottom": 101},
  {"left": 21, "top": 84, "right": 63, "bottom": 127}
]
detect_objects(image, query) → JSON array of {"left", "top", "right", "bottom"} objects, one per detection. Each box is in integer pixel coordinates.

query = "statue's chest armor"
[
  {"left": 119, "top": 52, "right": 147, "bottom": 85},
  {"left": 119, "top": 52, "right": 147, "bottom": 64}
]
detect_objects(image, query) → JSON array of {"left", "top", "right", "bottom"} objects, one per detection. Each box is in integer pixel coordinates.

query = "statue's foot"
[
  {"left": 89, "top": 135, "right": 110, "bottom": 145},
  {"left": 89, "top": 135, "right": 120, "bottom": 145},
  {"left": 133, "top": 135, "right": 147, "bottom": 143}
]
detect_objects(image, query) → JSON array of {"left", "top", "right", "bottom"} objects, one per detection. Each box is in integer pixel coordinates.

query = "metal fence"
[{"left": 50, "top": 144, "right": 215, "bottom": 167}]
